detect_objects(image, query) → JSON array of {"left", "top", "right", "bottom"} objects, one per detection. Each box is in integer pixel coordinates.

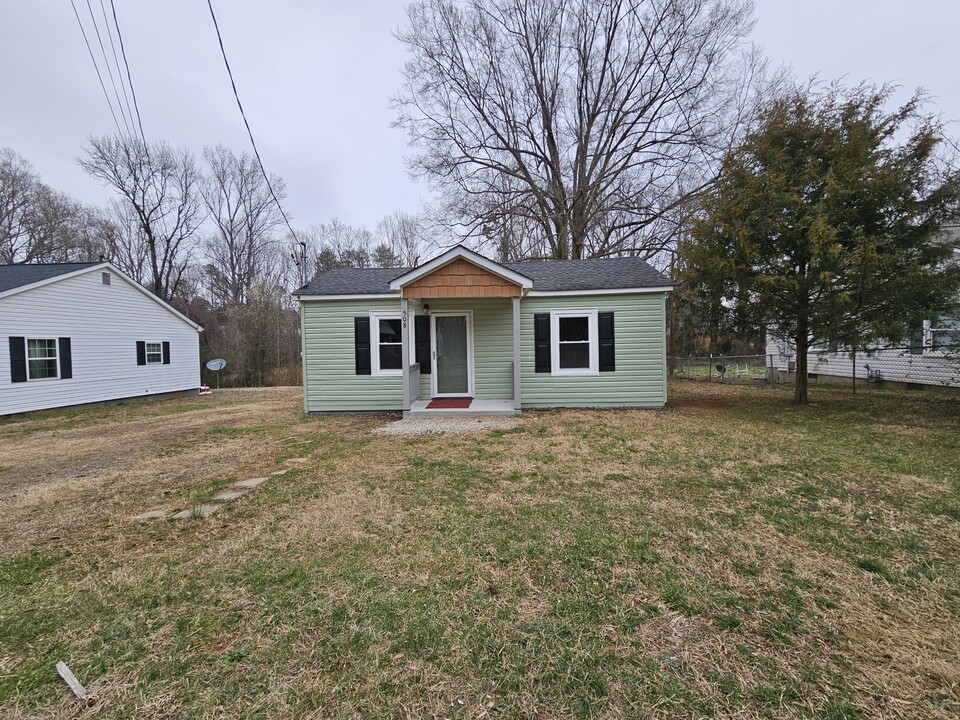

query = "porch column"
[
  {"left": 512, "top": 296, "right": 521, "bottom": 410},
  {"left": 401, "top": 296, "right": 411, "bottom": 411}
]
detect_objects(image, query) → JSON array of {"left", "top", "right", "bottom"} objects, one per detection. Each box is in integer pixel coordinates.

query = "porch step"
[{"left": 405, "top": 399, "right": 520, "bottom": 418}]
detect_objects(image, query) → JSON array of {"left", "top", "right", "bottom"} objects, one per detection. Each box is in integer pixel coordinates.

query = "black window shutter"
[
  {"left": 136, "top": 341, "right": 146, "bottom": 366},
  {"left": 354, "top": 317, "right": 371, "bottom": 375},
  {"left": 534, "top": 313, "right": 551, "bottom": 373},
  {"left": 162, "top": 341, "right": 171, "bottom": 365},
  {"left": 599, "top": 312, "right": 615, "bottom": 372},
  {"left": 58, "top": 337, "right": 73, "bottom": 379},
  {"left": 9, "top": 337, "right": 27, "bottom": 383},
  {"left": 414, "top": 315, "right": 431, "bottom": 374}
]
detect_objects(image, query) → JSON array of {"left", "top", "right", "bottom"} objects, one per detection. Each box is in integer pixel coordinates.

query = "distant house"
[
  {"left": 766, "top": 328, "right": 960, "bottom": 389},
  {"left": 766, "top": 231, "right": 960, "bottom": 388},
  {"left": 294, "top": 245, "right": 673, "bottom": 415},
  {"left": 1, "top": 262, "right": 203, "bottom": 416}
]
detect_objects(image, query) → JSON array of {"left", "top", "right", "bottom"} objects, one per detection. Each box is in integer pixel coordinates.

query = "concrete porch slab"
[{"left": 404, "top": 399, "right": 520, "bottom": 418}]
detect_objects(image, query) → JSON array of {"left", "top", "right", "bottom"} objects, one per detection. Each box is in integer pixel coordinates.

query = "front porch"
[
  {"left": 404, "top": 398, "right": 520, "bottom": 418},
  {"left": 394, "top": 248, "right": 532, "bottom": 415}
]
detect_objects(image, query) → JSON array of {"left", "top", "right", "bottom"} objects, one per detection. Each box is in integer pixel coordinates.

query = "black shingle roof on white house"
[
  {"left": 294, "top": 253, "right": 672, "bottom": 296},
  {"left": 0, "top": 262, "right": 100, "bottom": 294}
]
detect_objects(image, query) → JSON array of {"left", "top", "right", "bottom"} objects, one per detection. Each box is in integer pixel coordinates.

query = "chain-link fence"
[
  {"left": 775, "top": 345, "right": 960, "bottom": 389},
  {"left": 669, "top": 354, "right": 775, "bottom": 383},
  {"left": 670, "top": 345, "right": 960, "bottom": 390}
]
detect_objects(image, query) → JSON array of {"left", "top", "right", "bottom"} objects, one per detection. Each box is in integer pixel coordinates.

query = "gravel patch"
[{"left": 373, "top": 416, "right": 522, "bottom": 436}]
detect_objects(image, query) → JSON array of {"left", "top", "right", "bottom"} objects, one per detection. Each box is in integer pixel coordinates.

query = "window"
[
  {"left": 928, "top": 316, "right": 960, "bottom": 354},
  {"left": 137, "top": 340, "right": 169, "bottom": 366},
  {"left": 101, "top": 272, "right": 111, "bottom": 285},
  {"left": 551, "top": 309, "right": 598, "bottom": 375},
  {"left": 145, "top": 342, "right": 163, "bottom": 364},
  {"left": 27, "top": 338, "right": 59, "bottom": 380},
  {"left": 371, "top": 312, "right": 402, "bottom": 375}
]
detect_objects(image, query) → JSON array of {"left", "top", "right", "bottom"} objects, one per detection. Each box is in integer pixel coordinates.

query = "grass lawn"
[{"left": 1, "top": 382, "right": 958, "bottom": 719}]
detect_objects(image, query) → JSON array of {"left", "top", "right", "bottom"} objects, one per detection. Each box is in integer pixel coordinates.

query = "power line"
[
  {"left": 204, "top": 0, "right": 300, "bottom": 244},
  {"left": 83, "top": 0, "right": 133, "bottom": 136},
  {"left": 98, "top": 0, "right": 137, "bottom": 135},
  {"left": 70, "top": 0, "right": 125, "bottom": 138},
  {"left": 108, "top": 0, "right": 148, "bottom": 147}
]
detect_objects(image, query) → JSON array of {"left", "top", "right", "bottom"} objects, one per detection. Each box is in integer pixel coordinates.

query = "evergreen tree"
[{"left": 683, "top": 84, "right": 960, "bottom": 403}]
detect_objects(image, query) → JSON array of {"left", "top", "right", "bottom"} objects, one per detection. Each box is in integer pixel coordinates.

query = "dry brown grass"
[{"left": 1, "top": 382, "right": 958, "bottom": 719}]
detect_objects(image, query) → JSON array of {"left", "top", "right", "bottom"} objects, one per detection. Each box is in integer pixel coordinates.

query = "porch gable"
[{"left": 402, "top": 257, "right": 522, "bottom": 299}]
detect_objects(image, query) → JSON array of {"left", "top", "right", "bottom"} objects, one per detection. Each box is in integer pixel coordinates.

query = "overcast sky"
[{"left": 1, "top": 1, "right": 957, "bottom": 232}]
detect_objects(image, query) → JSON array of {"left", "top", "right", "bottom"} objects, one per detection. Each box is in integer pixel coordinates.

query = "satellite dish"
[{"left": 206, "top": 358, "right": 227, "bottom": 389}]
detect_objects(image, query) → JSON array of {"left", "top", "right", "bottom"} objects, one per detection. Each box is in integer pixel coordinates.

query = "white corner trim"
[
  {"left": 388, "top": 244, "right": 533, "bottom": 290},
  {"left": 527, "top": 286, "right": 673, "bottom": 297},
  {"left": 0, "top": 262, "right": 204, "bottom": 332},
  {"left": 297, "top": 292, "right": 401, "bottom": 301}
]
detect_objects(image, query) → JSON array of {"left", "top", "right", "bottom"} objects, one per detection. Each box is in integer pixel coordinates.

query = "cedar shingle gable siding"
[{"left": 402, "top": 258, "right": 522, "bottom": 299}]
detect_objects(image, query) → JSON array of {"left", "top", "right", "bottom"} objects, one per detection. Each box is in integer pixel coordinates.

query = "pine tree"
[{"left": 683, "top": 84, "right": 960, "bottom": 404}]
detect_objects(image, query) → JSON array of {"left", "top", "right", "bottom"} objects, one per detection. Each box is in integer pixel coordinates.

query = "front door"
[{"left": 431, "top": 313, "right": 473, "bottom": 397}]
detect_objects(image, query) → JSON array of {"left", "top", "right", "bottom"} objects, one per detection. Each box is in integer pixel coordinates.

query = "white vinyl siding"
[{"left": 1, "top": 270, "right": 201, "bottom": 415}]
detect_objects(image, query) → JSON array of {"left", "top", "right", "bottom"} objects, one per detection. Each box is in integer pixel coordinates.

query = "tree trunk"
[
  {"left": 851, "top": 347, "right": 857, "bottom": 394},
  {"left": 793, "top": 328, "right": 809, "bottom": 405}
]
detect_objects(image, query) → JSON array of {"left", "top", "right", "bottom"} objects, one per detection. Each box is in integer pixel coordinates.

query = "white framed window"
[
  {"left": 927, "top": 316, "right": 959, "bottom": 354},
  {"left": 145, "top": 342, "right": 163, "bottom": 364},
  {"left": 370, "top": 312, "right": 403, "bottom": 376},
  {"left": 27, "top": 338, "right": 59, "bottom": 380},
  {"left": 551, "top": 308, "right": 599, "bottom": 376}
]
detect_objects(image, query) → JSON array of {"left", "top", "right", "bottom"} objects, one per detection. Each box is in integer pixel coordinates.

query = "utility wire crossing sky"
[{"left": 1, "top": 1, "right": 957, "bottom": 231}]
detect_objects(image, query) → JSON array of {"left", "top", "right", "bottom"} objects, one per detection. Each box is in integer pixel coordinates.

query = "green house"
[{"left": 294, "top": 246, "right": 672, "bottom": 415}]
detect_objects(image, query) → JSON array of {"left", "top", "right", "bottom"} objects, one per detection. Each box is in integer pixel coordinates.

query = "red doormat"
[{"left": 426, "top": 397, "right": 473, "bottom": 409}]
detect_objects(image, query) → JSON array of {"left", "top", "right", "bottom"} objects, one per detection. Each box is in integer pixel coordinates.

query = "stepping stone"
[
  {"left": 270, "top": 469, "right": 289, "bottom": 476},
  {"left": 135, "top": 508, "right": 169, "bottom": 520},
  {"left": 213, "top": 489, "right": 247, "bottom": 501},
  {"left": 171, "top": 504, "right": 219, "bottom": 520},
  {"left": 233, "top": 477, "right": 268, "bottom": 489}
]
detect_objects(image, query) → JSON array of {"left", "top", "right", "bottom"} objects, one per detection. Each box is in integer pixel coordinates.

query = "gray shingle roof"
[
  {"left": 295, "top": 256, "right": 671, "bottom": 295},
  {"left": 0, "top": 263, "right": 101, "bottom": 294},
  {"left": 505, "top": 256, "right": 670, "bottom": 291}
]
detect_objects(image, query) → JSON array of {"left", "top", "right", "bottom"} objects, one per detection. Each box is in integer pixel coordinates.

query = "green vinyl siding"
[
  {"left": 301, "top": 299, "right": 403, "bottom": 411},
  {"left": 300, "top": 292, "right": 667, "bottom": 411},
  {"left": 520, "top": 293, "right": 667, "bottom": 408},
  {"left": 415, "top": 298, "right": 513, "bottom": 400}
]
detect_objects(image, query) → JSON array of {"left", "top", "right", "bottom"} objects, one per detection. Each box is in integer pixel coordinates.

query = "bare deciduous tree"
[
  {"left": 374, "top": 210, "right": 427, "bottom": 266},
  {"left": 0, "top": 148, "right": 101, "bottom": 264},
  {"left": 98, "top": 200, "right": 151, "bottom": 284},
  {"left": 0, "top": 148, "right": 37, "bottom": 263},
  {"left": 394, "top": 0, "right": 760, "bottom": 260},
  {"left": 80, "top": 136, "right": 204, "bottom": 300},
  {"left": 201, "top": 145, "right": 286, "bottom": 305}
]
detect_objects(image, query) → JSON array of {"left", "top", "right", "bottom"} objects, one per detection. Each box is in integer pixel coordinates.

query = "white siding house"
[
  {"left": 765, "top": 324, "right": 960, "bottom": 388},
  {"left": 1, "top": 262, "right": 203, "bottom": 416}
]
